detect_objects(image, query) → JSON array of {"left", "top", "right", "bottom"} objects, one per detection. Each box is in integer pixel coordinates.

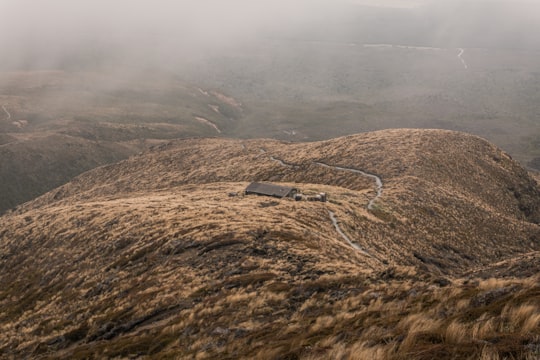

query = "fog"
[
  {"left": 1, "top": 0, "right": 539, "bottom": 71},
  {"left": 0, "top": 0, "right": 343, "bottom": 70}
]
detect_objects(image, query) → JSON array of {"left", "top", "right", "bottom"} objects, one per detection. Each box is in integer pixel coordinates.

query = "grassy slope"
[
  {"left": 1, "top": 129, "right": 539, "bottom": 359},
  {"left": 0, "top": 133, "right": 138, "bottom": 212},
  {"left": 26, "top": 129, "right": 540, "bottom": 270}
]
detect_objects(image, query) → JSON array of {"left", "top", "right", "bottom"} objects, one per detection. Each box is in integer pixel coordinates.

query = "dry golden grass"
[
  {"left": 17, "top": 130, "right": 539, "bottom": 273},
  {"left": 0, "top": 129, "right": 539, "bottom": 359}
]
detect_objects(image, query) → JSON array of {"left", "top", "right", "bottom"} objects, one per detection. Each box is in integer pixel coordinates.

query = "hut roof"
[{"left": 245, "top": 182, "right": 297, "bottom": 198}]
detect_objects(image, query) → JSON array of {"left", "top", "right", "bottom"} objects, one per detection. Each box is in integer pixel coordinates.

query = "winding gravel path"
[
  {"left": 195, "top": 116, "right": 221, "bottom": 134},
  {"left": 328, "top": 210, "right": 371, "bottom": 255},
  {"left": 2, "top": 105, "right": 11, "bottom": 121},
  {"left": 314, "top": 162, "right": 383, "bottom": 210},
  {"left": 265, "top": 152, "right": 383, "bottom": 210},
  {"left": 263, "top": 150, "right": 384, "bottom": 252},
  {"left": 269, "top": 156, "right": 297, "bottom": 168},
  {"left": 457, "top": 48, "right": 468, "bottom": 69}
]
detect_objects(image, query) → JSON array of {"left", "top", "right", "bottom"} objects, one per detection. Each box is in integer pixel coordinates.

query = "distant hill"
[
  {"left": 1, "top": 129, "right": 539, "bottom": 359},
  {"left": 0, "top": 133, "right": 139, "bottom": 212},
  {"left": 0, "top": 70, "right": 243, "bottom": 213}
]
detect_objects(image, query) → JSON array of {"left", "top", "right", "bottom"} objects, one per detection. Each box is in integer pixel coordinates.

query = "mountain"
[{"left": 1, "top": 129, "right": 539, "bottom": 359}]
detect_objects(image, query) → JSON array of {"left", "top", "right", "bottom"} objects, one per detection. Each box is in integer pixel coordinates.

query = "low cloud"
[{"left": 0, "top": 0, "right": 538, "bottom": 71}]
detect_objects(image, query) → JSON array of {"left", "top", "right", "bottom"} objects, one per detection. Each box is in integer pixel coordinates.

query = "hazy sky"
[
  {"left": 0, "top": 0, "right": 340, "bottom": 69},
  {"left": 346, "top": 0, "right": 429, "bottom": 8},
  {"left": 0, "top": 0, "right": 539, "bottom": 70}
]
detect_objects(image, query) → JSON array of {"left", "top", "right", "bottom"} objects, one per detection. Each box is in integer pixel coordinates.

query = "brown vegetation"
[{"left": 1, "top": 129, "right": 539, "bottom": 359}]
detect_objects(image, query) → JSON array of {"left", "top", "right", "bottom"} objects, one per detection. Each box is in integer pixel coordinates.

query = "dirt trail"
[
  {"left": 269, "top": 156, "right": 297, "bottom": 168},
  {"left": 262, "top": 150, "right": 384, "bottom": 253},
  {"left": 328, "top": 210, "right": 371, "bottom": 255},
  {"left": 264, "top": 151, "right": 383, "bottom": 210},
  {"left": 2, "top": 105, "right": 11, "bottom": 121},
  {"left": 457, "top": 48, "right": 468, "bottom": 69},
  {"left": 314, "top": 162, "right": 383, "bottom": 210},
  {"left": 195, "top": 117, "right": 221, "bottom": 134}
]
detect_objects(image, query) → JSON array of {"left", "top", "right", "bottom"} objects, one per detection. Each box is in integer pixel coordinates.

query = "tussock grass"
[{"left": 0, "top": 130, "right": 539, "bottom": 358}]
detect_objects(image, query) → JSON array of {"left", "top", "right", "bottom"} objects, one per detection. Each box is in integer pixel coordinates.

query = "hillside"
[
  {"left": 1, "top": 129, "right": 539, "bottom": 359},
  {"left": 0, "top": 70, "right": 243, "bottom": 213}
]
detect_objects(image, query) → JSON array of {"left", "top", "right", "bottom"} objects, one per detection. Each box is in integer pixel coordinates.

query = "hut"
[{"left": 245, "top": 182, "right": 298, "bottom": 199}]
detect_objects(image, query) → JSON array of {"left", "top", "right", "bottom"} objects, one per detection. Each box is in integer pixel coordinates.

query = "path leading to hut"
[
  {"left": 260, "top": 147, "right": 384, "bottom": 253},
  {"left": 314, "top": 161, "right": 383, "bottom": 210},
  {"left": 264, "top": 151, "right": 383, "bottom": 210},
  {"left": 328, "top": 210, "right": 372, "bottom": 255}
]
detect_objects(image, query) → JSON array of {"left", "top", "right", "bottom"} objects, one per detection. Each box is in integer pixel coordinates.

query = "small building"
[{"left": 245, "top": 182, "right": 298, "bottom": 199}]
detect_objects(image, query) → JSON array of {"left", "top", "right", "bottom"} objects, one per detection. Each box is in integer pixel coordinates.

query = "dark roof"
[{"left": 245, "top": 182, "right": 297, "bottom": 198}]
